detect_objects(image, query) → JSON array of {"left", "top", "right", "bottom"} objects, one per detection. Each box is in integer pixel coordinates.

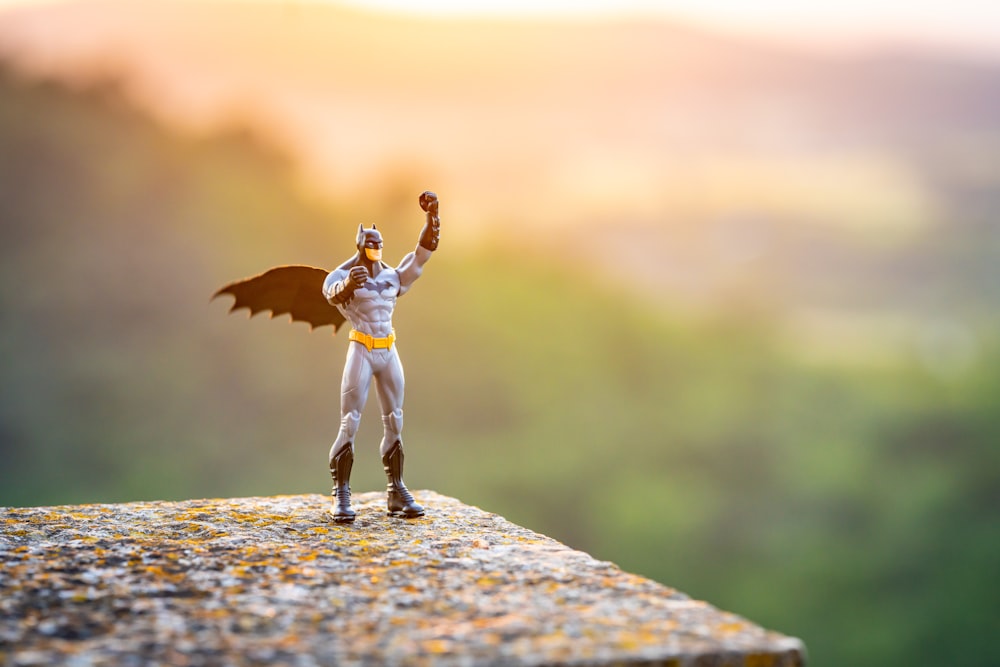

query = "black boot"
[
  {"left": 382, "top": 441, "right": 424, "bottom": 518},
  {"left": 330, "top": 446, "right": 356, "bottom": 523}
]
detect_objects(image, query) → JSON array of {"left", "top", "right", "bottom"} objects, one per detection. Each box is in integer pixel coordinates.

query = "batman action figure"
[{"left": 215, "top": 191, "right": 440, "bottom": 523}]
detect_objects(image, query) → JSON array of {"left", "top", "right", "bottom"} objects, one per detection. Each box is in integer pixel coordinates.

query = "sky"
[{"left": 0, "top": 0, "right": 999, "bottom": 60}]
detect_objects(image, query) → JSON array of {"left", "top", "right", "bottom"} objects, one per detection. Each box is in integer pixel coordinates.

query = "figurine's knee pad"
[
  {"left": 382, "top": 409, "right": 403, "bottom": 439},
  {"left": 341, "top": 410, "right": 362, "bottom": 438},
  {"left": 331, "top": 411, "right": 361, "bottom": 461}
]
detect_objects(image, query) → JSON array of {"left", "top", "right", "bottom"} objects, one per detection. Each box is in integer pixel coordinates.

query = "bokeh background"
[{"left": 1, "top": 1, "right": 999, "bottom": 665}]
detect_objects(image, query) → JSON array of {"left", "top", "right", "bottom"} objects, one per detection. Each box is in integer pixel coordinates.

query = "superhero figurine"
[{"left": 214, "top": 191, "right": 440, "bottom": 523}]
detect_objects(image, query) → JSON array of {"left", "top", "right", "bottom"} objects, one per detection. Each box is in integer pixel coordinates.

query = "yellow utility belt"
[{"left": 349, "top": 329, "right": 396, "bottom": 352}]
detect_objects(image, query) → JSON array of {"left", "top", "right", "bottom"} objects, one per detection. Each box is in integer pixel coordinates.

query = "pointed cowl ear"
[{"left": 356, "top": 223, "right": 364, "bottom": 247}]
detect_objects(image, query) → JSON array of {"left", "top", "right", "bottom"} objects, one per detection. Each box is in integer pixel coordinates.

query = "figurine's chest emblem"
[{"left": 360, "top": 278, "right": 398, "bottom": 298}]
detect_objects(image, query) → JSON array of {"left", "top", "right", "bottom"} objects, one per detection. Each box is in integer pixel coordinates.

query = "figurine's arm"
[
  {"left": 324, "top": 265, "right": 368, "bottom": 305},
  {"left": 397, "top": 191, "right": 439, "bottom": 296}
]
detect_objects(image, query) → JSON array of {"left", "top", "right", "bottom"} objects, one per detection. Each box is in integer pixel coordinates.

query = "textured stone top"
[{"left": 1, "top": 492, "right": 805, "bottom": 666}]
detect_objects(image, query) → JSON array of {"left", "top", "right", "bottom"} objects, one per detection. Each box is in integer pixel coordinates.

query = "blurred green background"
[{"left": 2, "top": 4, "right": 1000, "bottom": 666}]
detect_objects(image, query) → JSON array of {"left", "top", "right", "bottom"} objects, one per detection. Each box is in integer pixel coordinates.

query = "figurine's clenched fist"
[
  {"left": 419, "top": 191, "right": 438, "bottom": 214},
  {"left": 348, "top": 265, "right": 368, "bottom": 287}
]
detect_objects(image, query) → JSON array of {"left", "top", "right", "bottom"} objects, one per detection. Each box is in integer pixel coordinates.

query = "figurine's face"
[{"left": 360, "top": 230, "right": 383, "bottom": 262}]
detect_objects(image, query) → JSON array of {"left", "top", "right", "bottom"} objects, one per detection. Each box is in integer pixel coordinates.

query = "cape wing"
[{"left": 213, "top": 265, "right": 346, "bottom": 332}]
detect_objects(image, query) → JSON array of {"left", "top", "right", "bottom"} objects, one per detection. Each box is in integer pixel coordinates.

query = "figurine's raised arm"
[
  {"left": 397, "top": 191, "right": 439, "bottom": 296},
  {"left": 418, "top": 191, "right": 440, "bottom": 251}
]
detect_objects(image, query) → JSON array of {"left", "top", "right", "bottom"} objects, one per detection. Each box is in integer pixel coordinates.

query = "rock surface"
[{"left": 1, "top": 491, "right": 806, "bottom": 666}]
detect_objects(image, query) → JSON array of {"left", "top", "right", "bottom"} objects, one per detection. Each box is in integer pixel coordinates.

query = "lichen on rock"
[{"left": 1, "top": 492, "right": 805, "bottom": 666}]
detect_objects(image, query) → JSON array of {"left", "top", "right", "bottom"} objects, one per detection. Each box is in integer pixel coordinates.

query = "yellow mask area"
[{"left": 365, "top": 247, "right": 382, "bottom": 261}]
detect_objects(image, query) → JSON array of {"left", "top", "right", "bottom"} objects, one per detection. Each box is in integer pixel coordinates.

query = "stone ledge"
[{"left": 1, "top": 491, "right": 806, "bottom": 666}]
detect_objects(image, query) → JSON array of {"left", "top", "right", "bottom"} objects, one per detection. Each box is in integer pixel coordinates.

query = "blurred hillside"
[{"left": 2, "top": 63, "right": 999, "bottom": 667}]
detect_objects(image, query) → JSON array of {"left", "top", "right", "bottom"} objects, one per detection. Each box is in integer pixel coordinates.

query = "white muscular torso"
[
  {"left": 324, "top": 245, "right": 432, "bottom": 337},
  {"left": 338, "top": 266, "right": 400, "bottom": 337}
]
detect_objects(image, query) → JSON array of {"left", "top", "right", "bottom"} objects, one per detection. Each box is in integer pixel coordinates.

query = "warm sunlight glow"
[
  {"left": 2, "top": 0, "right": 999, "bottom": 57},
  {"left": 334, "top": 0, "right": 1000, "bottom": 56}
]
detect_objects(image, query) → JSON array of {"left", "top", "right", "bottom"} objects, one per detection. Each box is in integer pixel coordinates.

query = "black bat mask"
[{"left": 356, "top": 225, "right": 383, "bottom": 251}]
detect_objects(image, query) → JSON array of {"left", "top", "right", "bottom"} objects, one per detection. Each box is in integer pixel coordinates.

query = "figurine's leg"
[
  {"left": 374, "top": 349, "right": 424, "bottom": 518},
  {"left": 329, "top": 345, "right": 373, "bottom": 523}
]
